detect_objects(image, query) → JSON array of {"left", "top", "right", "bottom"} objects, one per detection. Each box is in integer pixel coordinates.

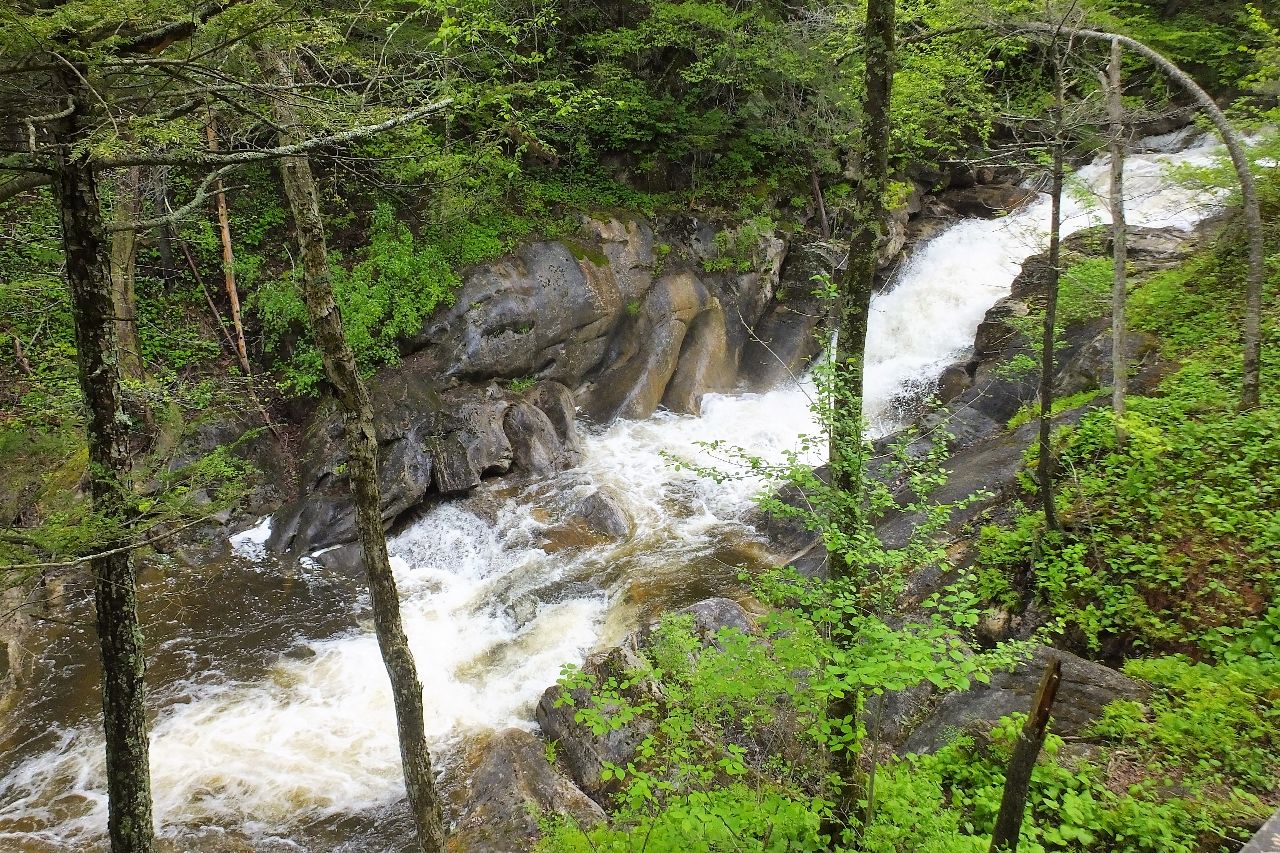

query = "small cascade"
[{"left": 0, "top": 136, "right": 1227, "bottom": 851}]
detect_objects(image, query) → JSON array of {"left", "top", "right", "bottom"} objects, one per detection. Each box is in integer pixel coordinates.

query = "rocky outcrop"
[
  {"left": 943, "top": 183, "right": 1036, "bottom": 218},
  {"left": 444, "top": 728, "right": 605, "bottom": 853},
  {"left": 265, "top": 372, "right": 581, "bottom": 555},
  {"left": 404, "top": 214, "right": 794, "bottom": 425},
  {"left": 903, "top": 645, "right": 1149, "bottom": 753}
]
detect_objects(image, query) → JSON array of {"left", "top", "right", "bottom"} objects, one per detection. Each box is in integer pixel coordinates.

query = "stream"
[{"left": 0, "top": 134, "right": 1226, "bottom": 851}]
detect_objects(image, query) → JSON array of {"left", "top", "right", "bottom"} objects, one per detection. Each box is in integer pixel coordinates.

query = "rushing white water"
[
  {"left": 862, "top": 134, "right": 1226, "bottom": 431},
  {"left": 0, "top": 136, "right": 1229, "bottom": 850}
]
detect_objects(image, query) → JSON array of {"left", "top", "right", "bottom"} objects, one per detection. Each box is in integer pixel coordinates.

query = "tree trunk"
[
  {"left": 1105, "top": 41, "right": 1129, "bottom": 444},
  {"left": 988, "top": 658, "right": 1062, "bottom": 852},
  {"left": 829, "top": 0, "right": 895, "bottom": 570},
  {"left": 109, "top": 168, "right": 144, "bottom": 381},
  {"left": 205, "top": 116, "right": 252, "bottom": 375},
  {"left": 1038, "top": 50, "right": 1065, "bottom": 533},
  {"left": 1015, "top": 24, "right": 1266, "bottom": 411},
  {"left": 54, "top": 65, "right": 154, "bottom": 853},
  {"left": 259, "top": 48, "right": 445, "bottom": 853}
]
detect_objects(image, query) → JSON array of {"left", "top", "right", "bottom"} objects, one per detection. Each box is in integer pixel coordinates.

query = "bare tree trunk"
[
  {"left": 1038, "top": 48, "right": 1065, "bottom": 534},
  {"left": 205, "top": 116, "right": 252, "bottom": 375},
  {"left": 1015, "top": 24, "right": 1266, "bottom": 411},
  {"left": 829, "top": 0, "right": 895, "bottom": 566},
  {"left": 988, "top": 658, "right": 1062, "bottom": 852},
  {"left": 259, "top": 48, "right": 445, "bottom": 853},
  {"left": 109, "top": 168, "right": 144, "bottom": 381},
  {"left": 54, "top": 64, "right": 154, "bottom": 853},
  {"left": 1104, "top": 41, "right": 1129, "bottom": 444},
  {"left": 810, "top": 167, "right": 831, "bottom": 239}
]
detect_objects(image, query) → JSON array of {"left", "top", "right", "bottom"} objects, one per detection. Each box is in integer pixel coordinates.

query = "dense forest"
[{"left": 0, "top": 0, "right": 1278, "bottom": 851}]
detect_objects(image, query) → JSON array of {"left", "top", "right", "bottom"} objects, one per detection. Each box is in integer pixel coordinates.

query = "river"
[{"left": 0, "top": 134, "right": 1226, "bottom": 851}]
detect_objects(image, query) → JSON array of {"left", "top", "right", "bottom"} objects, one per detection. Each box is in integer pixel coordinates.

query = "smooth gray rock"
[
  {"left": 576, "top": 488, "right": 634, "bottom": 539},
  {"left": 504, "top": 402, "right": 563, "bottom": 477},
  {"left": 904, "top": 645, "right": 1148, "bottom": 753}
]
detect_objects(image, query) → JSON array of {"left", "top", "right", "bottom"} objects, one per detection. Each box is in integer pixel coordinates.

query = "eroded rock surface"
[{"left": 444, "top": 728, "right": 604, "bottom": 853}]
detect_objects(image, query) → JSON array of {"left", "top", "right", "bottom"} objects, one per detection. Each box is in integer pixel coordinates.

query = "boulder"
[
  {"left": 1055, "top": 329, "right": 1159, "bottom": 397},
  {"left": 575, "top": 488, "right": 634, "bottom": 540},
  {"left": 527, "top": 380, "right": 582, "bottom": 456},
  {"left": 503, "top": 402, "right": 564, "bottom": 477},
  {"left": 676, "top": 597, "right": 759, "bottom": 643},
  {"left": 535, "top": 637, "right": 658, "bottom": 803},
  {"left": 444, "top": 729, "right": 605, "bottom": 853},
  {"left": 935, "top": 363, "right": 973, "bottom": 405},
  {"left": 903, "top": 645, "right": 1149, "bottom": 753},
  {"left": 944, "top": 184, "right": 1035, "bottom": 218}
]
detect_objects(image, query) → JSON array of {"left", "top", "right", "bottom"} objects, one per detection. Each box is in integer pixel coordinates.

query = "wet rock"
[
  {"left": 576, "top": 488, "right": 634, "bottom": 540},
  {"left": 903, "top": 645, "right": 1148, "bottom": 753},
  {"left": 527, "top": 380, "right": 582, "bottom": 456},
  {"left": 504, "top": 402, "right": 564, "bottom": 477},
  {"left": 1055, "top": 329, "right": 1159, "bottom": 397},
  {"left": 445, "top": 728, "right": 605, "bottom": 853},
  {"left": 936, "top": 363, "right": 973, "bottom": 405},
  {"left": 739, "top": 236, "right": 838, "bottom": 391},
  {"left": 944, "top": 184, "right": 1035, "bottom": 218},
  {"left": 663, "top": 298, "right": 737, "bottom": 414},
  {"left": 269, "top": 379, "right": 516, "bottom": 553},
  {"left": 535, "top": 637, "right": 658, "bottom": 803}
]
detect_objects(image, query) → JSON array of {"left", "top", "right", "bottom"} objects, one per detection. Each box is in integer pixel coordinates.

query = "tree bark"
[
  {"left": 54, "top": 64, "right": 154, "bottom": 853},
  {"left": 205, "top": 116, "right": 252, "bottom": 375},
  {"left": 259, "top": 48, "right": 445, "bottom": 853},
  {"left": 1038, "top": 49, "right": 1065, "bottom": 534},
  {"left": 1104, "top": 41, "right": 1129, "bottom": 444},
  {"left": 1014, "top": 24, "right": 1266, "bottom": 411},
  {"left": 988, "top": 658, "right": 1062, "bottom": 852},
  {"left": 109, "top": 168, "right": 145, "bottom": 381},
  {"left": 829, "top": 0, "right": 895, "bottom": 570}
]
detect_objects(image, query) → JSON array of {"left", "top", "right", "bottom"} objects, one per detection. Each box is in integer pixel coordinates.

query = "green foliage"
[
  {"left": 974, "top": 160, "right": 1280, "bottom": 653},
  {"left": 1093, "top": 654, "right": 1280, "bottom": 793},
  {"left": 253, "top": 203, "right": 462, "bottom": 393},
  {"left": 540, "top": 574, "right": 1009, "bottom": 853}
]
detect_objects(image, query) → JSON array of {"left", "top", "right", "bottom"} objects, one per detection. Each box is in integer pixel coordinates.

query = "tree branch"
[
  {"left": 104, "top": 164, "right": 239, "bottom": 232},
  {"left": 95, "top": 98, "right": 452, "bottom": 168},
  {"left": 0, "top": 171, "right": 53, "bottom": 204},
  {"left": 114, "top": 0, "right": 247, "bottom": 55},
  {"left": 0, "top": 515, "right": 214, "bottom": 573}
]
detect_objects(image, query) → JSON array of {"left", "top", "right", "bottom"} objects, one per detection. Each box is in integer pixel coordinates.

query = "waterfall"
[{"left": 0, "top": 136, "right": 1227, "bottom": 850}]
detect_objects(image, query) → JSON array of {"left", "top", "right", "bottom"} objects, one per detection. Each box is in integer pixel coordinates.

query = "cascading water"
[{"left": 0, "top": 136, "right": 1228, "bottom": 851}]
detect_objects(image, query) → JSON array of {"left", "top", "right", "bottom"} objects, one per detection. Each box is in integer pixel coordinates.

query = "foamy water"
[{"left": 0, "top": 136, "right": 1229, "bottom": 850}]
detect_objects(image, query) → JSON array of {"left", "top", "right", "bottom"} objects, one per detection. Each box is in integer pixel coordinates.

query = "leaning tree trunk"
[
  {"left": 1038, "top": 47, "right": 1066, "bottom": 534},
  {"left": 259, "top": 49, "right": 445, "bottom": 853},
  {"left": 829, "top": 0, "right": 896, "bottom": 570},
  {"left": 1015, "top": 24, "right": 1266, "bottom": 411},
  {"left": 1103, "top": 40, "right": 1129, "bottom": 444},
  {"left": 205, "top": 115, "right": 252, "bottom": 375},
  {"left": 54, "top": 65, "right": 154, "bottom": 853}
]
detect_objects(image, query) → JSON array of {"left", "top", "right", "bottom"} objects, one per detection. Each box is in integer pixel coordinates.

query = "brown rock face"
[{"left": 444, "top": 728, "right": 604, "bottom": 853}]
